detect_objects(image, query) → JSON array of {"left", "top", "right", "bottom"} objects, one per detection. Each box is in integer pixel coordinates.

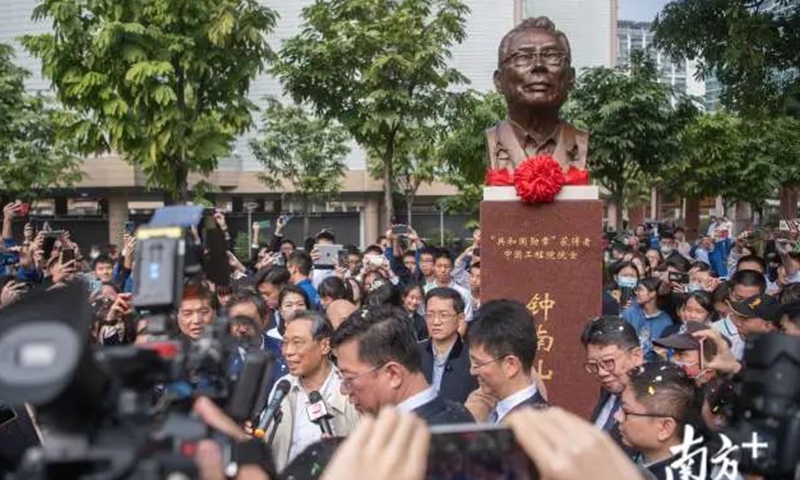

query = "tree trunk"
[
  {"left": 302, "top": 197, "right": 310, "bottom": 239},
  {"left": 780, "top": 186, "right": 798, "bottom": 220},
  {"left": 614, "top": 192, "right": 625, "bottom": 234},
  {"left": 382, "top": 141, "right": 395, "bottom": 230},
  {"left": 406, "top": 194, "right": 414, "bottom": 226},
  {"left": 685, "top": 197, "right": 700, "bottom": 242}
]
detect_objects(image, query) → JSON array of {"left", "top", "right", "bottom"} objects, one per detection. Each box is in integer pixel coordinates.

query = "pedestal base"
[{"left": 480, "top": 186, "right": 603, "bottom": 417}]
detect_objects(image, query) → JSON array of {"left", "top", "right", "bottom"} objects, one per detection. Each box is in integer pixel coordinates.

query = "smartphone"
[
  {"left": 314, "top": 244, "right": 343, "bottom": 268},
  {"left": 619, "top": 286, "right": 634, "bottom": 306},
  {"left": 427, "top": 424, "right": 538, "bottom": 480},
  {"left": 391, "top": 224, "right": 410, "bottom": 236},
  {"left": 272, "top": 252, "right": 285, "bottom": 266},
  {"left": 42, "top": 231, "right": 64, "bottom": 261},
  {"left": 282, "top": 424, "right": 538, "bottom": 480},
  {"left": 279, "top": 214, "right": 293, "bottom": 224},
  {"left": 337, "top": 249, "right": 348, "bottom": 268},
  {"left": 364, "top": 254, "right": 384, "bottom": 267},
  {"left": 60, "top": 248, "right": 75, "bottom": 264},
  {"left": 124, "top": 221, "right": 136, "bottom": 235},
  {"left": 699, "top": 338, "right": 717, "bottom": 371},
  {"left": 473, "top": 247, "right": 480, "bottom": 257},
  {"left": 668, "top": 272, "right": 690, "bottom": 284}
]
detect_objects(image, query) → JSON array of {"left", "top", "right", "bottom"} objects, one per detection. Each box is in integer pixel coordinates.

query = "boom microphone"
[
  {"left": 307, "top": 391, "right": 334, "bottom": 436},
  {"left": 254, "top": 379, "right": 291, "bottom": 439}
]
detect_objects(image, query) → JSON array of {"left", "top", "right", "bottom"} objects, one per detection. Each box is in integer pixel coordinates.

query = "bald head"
[{"left": 326, "top": 299, "right": 358, "bottom": 330}]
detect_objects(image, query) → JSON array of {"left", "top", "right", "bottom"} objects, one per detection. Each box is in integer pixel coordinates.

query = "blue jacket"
[
  {"left": 296, "top": 278, "right": 320, "bottom": 309},
  {"left": 622, "top": 303, "right": 674, "bottom": 361}
]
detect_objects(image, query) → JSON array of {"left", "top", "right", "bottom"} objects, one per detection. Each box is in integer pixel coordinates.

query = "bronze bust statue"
[{"left": 487, "top": 17, "right": 588, "bottom": 173}]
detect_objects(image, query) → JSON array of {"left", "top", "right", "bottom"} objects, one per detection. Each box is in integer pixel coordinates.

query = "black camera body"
[
  {"left": 726, "top": 333, "right": 800, "bottom": 479},
  {"left": 0, "top": 207, "right": 272, "bottom": 480}
]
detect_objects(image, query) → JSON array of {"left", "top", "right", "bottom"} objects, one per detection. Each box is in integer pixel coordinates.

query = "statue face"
[{"left": 494, "top": 28, "right": 574, "bottom": 110}]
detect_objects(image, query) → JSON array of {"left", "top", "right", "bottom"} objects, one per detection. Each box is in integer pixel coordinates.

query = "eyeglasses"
[
  {"left": 618, "top": 407, "right": 676, "bottom": 422},
  {"left": 583, "top": 347, "right": 636, "bottom": 375},
  {"left": 469, "top": 355, "right": 509, "bottom": 370},
  {"left": 425, "top": 311, "right": 458, "bottom": 322},
  {"left": 341, "top": 363, "right": 386, "bottom": 391},
  {"left": 504, "top": 49, "right": 567, "bottom": 68}
]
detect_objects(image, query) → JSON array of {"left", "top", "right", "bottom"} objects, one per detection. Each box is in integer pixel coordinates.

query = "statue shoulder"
[{"left": 559, "top": 121, "right": 589, "bottom": 143}]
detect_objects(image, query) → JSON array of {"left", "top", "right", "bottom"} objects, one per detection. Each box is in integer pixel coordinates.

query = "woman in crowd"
[
  {"left": 318, "top": 276, "right": 351, "bottom": 310},
  {"left": 278, "top": 285, "right": 310, "bottom": 334},
  {"left": 622, "top": 277, "right": 674, "bottom": 361},
  {"left": 401, "top": 283, "right": 428, "bottom": 341},
  {"left": 607, "top": 261, "right": 640, "bottom": 311}
]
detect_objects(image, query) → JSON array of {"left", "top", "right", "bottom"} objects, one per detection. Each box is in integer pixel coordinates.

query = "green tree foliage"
[
  {"left": 653, "top": 0, "right": 800, "bottom": 114},
  {"left": 250, "top": 98, "right": 349, "bottom": 238},
  {"left": 565, "top": 52, "right": 697, "bottom": 232},
  {"left": 663, "top": 113, "right": 800, "bottom": 210},
  {"left": 21, "top": 0, "right": 277, "bottom": 202},
  {"left": 0, "top": 44, "right": 81, "bottom": 199},
  {"left": 435, "top": 91, "right": 506, "bottom": 214},
  {"left": 275, "top": 0, "right": 470, "bottom": 227}
]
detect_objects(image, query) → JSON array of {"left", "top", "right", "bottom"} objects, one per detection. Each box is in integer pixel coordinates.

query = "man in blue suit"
[{"left": 466, "top": 300, "right": 547, "bottom": 424}]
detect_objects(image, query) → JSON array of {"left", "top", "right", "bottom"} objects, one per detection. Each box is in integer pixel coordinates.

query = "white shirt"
[
  {"left": 593, "top": 393, "right": 618, "bottom": 430},
  {"left": 285, "top": 367, "right": 341, "bottom": 464},
  {"left": 713, "top": 317, "right": 745, "bottom": 361},
  {"left": 493, "top": 384, "right": 538, "bottom": 424},
  {"left": 396, "top": 386, "right": 438, "bottom": 414}
]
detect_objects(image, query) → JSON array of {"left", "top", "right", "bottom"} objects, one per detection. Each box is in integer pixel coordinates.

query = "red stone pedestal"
[{"left": 480, "top": 186, "right": 603, "bottom": 418}]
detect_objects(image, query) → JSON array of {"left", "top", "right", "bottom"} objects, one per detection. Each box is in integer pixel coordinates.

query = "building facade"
[{"left": 1, "top": 0, "right": 621, "bottom": 245}]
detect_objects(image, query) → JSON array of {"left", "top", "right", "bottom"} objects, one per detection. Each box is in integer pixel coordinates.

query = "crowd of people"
[{"left": 1, "top": 199, "right": 799, "bottom": 480}]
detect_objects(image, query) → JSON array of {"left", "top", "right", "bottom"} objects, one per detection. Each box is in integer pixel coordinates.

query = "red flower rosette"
[
  {"left": 513, "top": 155, "right": 565, "bottom": 203},
  {"left": 485, "top": 168, "right": 514, "bottom": 186},
  {"left": 565, "top": 166, "right": 590, "bottom": 186}
]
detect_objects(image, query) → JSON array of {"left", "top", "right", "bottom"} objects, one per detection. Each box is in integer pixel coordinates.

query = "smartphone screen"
[
  {"left": 124, "top": 221, "right": 136, "bottom": 235},
  {"left": 427, "top": 424, "right": 538, "bottom": 480},
  {"left": 60, "top": 248, "right": 75, "bottom": 264},
  {"left": 391, "top": 224, "right": 409, "bottom": 235}
]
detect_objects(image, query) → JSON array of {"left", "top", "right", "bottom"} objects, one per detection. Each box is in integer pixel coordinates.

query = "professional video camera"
[
  {"left": 726, "top": 333, "right": 800, "bottom": 480},
  {"left": 0, "top": 207, "right": 275, "bottom": 480}
]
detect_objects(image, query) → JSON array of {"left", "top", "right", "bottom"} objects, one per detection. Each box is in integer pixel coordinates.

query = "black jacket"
[
  {"left": 590, "top": 389, "right": 636, "bottom": 457},
  {"left": 413, "top": 395, "right": 474, "bottom": 425},
  {"left": 418, "top": 336, "right": 479, "bottom": 404}
]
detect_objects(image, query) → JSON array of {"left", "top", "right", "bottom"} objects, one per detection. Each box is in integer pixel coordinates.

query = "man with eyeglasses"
[
  {"left": 614, "top": 362, "right": 701, "bottom": 480},
  {"left": 487, "top": 16, "right": 588, "bottom": 175},
  {"left": 580, "top": 316, "right": 643, "bottom": 450},
  {"left": 467, "top": 300, "right": 547, "bottom": 424},
  {"left": 417, "top": 288, "right": 478, "bottom": 404},
  {"left": 331, "top": 305, "right": 473, "bottom": 425}
]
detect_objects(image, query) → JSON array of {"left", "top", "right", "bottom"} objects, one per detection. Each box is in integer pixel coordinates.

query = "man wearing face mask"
[{"left": 653, "top": 321, "right": 718, "bottom": 386}]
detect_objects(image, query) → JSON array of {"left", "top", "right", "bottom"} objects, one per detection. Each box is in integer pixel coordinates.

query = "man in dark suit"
[
  {"left": 332, "top": 305, "right": 473, "bottom": 425},
  {"left": 418, "top": 288, "right": 478, "bottom": 404},
  {"left": 466, "top": 300, "right": 547, "bottom": 424},
  {"left": 580, "top": 315, "right": 643, "bottom": 453}
]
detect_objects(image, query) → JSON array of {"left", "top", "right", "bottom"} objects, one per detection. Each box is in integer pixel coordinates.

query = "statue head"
[{"left": 494, "top": 17, "right": 575, "bottom": 111}]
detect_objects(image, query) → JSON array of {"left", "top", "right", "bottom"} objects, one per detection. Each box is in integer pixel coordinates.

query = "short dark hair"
[
  {"left": 612, "top": 261, "right": 640, "bottom": 280},
  {"left": 363, "top": 283, "right": 401, "bottom": 307},
  {"left": 285, "top": 309, "right": 334, "bottom": 342},
  {"left": 315, "top": 230, "right": 336, "bottom": 243},
  {"left": 730, "top": 269, "right": 767, "bottom": 294},
  {"left": 253, "top": 266, "right": 290, "bottom": 288},
  {"left": 288, "top": 251, "right": 313, "bottom": 276},
  {"left": 433, "top": 248, "right": 454, "bottom": 264},
  {"left": 737, "top": 255, "right": 766, "bottom": 273},
  {"left": 691, "top": 261, "right": 712, "bottom": 273},
  {"left": 639, "top": 277, "right": 663, "bottom": 293},
  {"left": 779, "top": 284, "right": 800, "bottom": 305},
  {"left": 280, "top": 239, "right": 296, "bottom": 249},
  {"left": 425, "top": 287, "right": 465, "bottom": 314},
  {"left": 331, "top": 305, "right": 422, "bottom": 373},
  {"left": 580, "top": 316, "right": 639, "bottom": 349},
  {"left": 466, "top": 300, "right": 538, "bottom": 371},
  {"left": 278, "top": 284, "right": 310, "bottom": 310},
  {"left": 712, "top": 282, "right": 730, "bottom": 304},
  {"left": 661, "top": 231, "right": 675, "bottom": 241},
  {"left": 402, "top": 282, "right": 424, "bottom": 298},
  {"left": 318, "top": 276, "right": 350, "bottom": 302},
  {"left": 364, "top": 245, "right": 383, "bottom": 256},
  {"left": 628, "top": 362, "right": 698, "bottom": 435},
  {"left": 402, "top": 250, "right": 416, "bottom": 261},
  {"left": 227, "top": 290, "right": 267, "bottom": 320},
  {"left": 681, "top": 291, "right": 714, "bottom": 316},
  {"left": 92, "top": 254, "right": 114, "bottom": 269},
  {"left": 419, "top": 247, "right": 437, "bottom": 259}
]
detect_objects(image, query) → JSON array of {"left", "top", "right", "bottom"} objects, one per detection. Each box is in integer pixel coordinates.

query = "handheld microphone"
[
  {"left": 306, "top": 391, "right": 334, "bottom": 436},
  {"left": 254, "top": 379, "right": 291, "bottom": 439}
]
